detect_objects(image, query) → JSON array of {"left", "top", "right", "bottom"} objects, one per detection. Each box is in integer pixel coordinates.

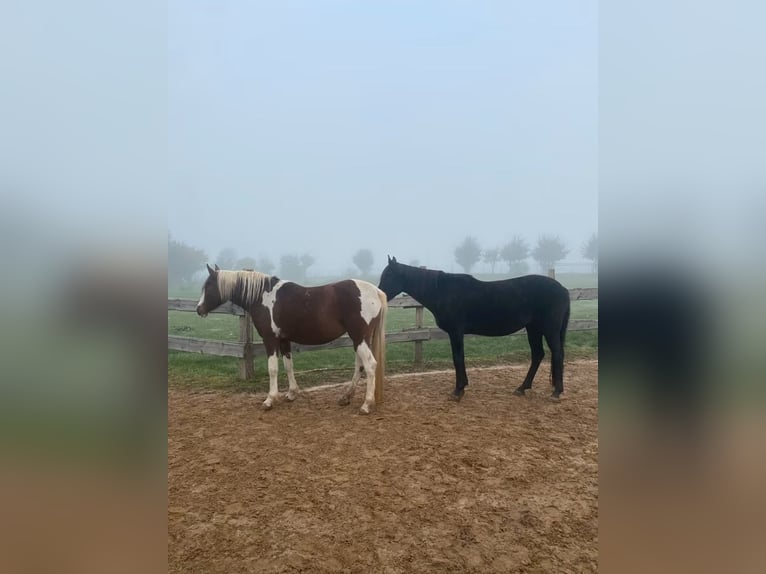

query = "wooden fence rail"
[{"left": 168, "top": 288, "right": 598, "bottom": 379}]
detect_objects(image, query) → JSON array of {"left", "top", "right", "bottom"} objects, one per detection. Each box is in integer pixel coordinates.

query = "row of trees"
[
  {"left": 350, "top": 235, "right": 598, "bottom": 278},
  {"left": 454, "top": 234, "right": 598, "bottom": 274},
  {"left": 168, "top": 236, "right": 317, "bottom": 287},
  {"left": 169, "top": 233, "right": 598, "bottom": 288}
]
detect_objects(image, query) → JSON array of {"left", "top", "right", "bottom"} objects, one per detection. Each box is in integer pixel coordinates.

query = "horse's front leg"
[
  {"left": 262, "top": 337, "right": 280, "bottom": 410},
  {"left": 279, "top": 339, "right": 301, "bottom": 401},
  {"left": 448, "top": 331, "right": 468, "bottom": 400}
]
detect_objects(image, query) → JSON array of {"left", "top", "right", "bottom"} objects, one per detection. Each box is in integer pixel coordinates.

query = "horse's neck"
[
  {"left": 228, "top": 290, "right": 259, "bottom": 309},
  {"left": 403, "top": 270, "right": 440, "bottom": 308}
]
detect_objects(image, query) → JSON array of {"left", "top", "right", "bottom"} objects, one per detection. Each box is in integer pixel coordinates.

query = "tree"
[
  {"left": 215, "top": 247, "right": 237, "bottom": 270},
  {"left": 235, "top": 256, "right": 257, "bottom": 270},
  {"left": 500, "top": 236, "right": 530, "bottom": 275},
  {"left": 352, "top": 248, "right": 374, "bottom": 276},
  {"left": 483, "top": 247, "right": 500, "bottom": 274},
  {"left": 582, "top": 233, "right": 598, "bottom": 273},
  {"left": 454, "top": 236, "right": 481, "bottom": 273},
  {"left": 532, "top": 235, "right": 569, "bottom": 273},
  {"left": 259, "top": 256, "right": 275, "bottom": 275},
  {"left": 167, "top": 235, "right": 206, "bottom": 288},
  {"left": 300, "top": 254, "right": 315, "bottom": 278},
  {"left": 280, "top": 255, "right": 301, "bottom": 279},
  {"left": 280, "top": 253, "right": 315, "bottom": 281}
]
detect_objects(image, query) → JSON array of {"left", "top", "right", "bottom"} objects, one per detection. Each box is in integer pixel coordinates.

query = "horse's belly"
[
  {"left": 465, "top": 320, "right": 525, "bottom": 337},
  {"left": 285, "top": 324, "right": 347, "bottom": 346}
]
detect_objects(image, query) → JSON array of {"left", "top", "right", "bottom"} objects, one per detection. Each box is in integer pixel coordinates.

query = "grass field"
[{"left": 168, "top": 272, "right": 597, "bottom": 392}]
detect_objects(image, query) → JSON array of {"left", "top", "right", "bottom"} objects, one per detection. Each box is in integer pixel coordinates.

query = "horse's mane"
[
  {"left": 217, "top": 270, "right": 274, "bottom": 308},
  {"left": 399, "top": 264, "right": 442, "bottom": 293}
]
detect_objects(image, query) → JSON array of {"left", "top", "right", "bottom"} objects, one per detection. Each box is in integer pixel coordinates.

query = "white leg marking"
[
  {"left": 338, "top": 354, "right": 362, "bottom": 406},
  {"left": 263, "top": 353, "right": 279, "bottom": 410},
  {"left": 283, "top": 355, "right": 300, "bottom": 401},
  {"left": 352, "top": 280, "right": 383, "bottom": 325},
  {"left": 357, "top": 341, "right": 377, "bottom": 414},
  {"left": 261, "top": 281, "right": 285, "bottom": 336}
]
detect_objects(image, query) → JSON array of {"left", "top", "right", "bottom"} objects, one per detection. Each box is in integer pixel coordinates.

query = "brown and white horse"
[{"left": 196, "top": 264, "right": 387, "bottom": 414}]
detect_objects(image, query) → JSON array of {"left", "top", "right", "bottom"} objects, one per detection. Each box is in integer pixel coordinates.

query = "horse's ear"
[
  {"left": 207, "top": 264, "right": 216, "bottom": 276},
  {"left": 392, "top": 256, "right": 397, "bottom": 263},
  {"left": 214, "top": 263, "right": 220, "bottom": 271},
  {"left": 387, "top": 255, "right": 392, "bottom": 264}
]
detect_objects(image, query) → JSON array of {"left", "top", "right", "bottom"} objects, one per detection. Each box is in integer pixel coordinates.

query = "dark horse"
[
  {"left": 378, "top": 257, "right": 570, "bottom": 399},
  {"left": 197, "top": 264, "right": 387, "bottom": 414}
]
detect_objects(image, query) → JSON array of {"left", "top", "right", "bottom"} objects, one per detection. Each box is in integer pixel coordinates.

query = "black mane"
[{"left": 398, "top": 264, "right": 442, "bottom": 294}]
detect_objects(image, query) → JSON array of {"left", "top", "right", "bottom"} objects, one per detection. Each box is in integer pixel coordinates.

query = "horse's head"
[
  {"left": 196, "top": 263, "right": 222, "bottom": 317},
  {"left": 378, "top": 255, "right": 405, "bottom": 301}
]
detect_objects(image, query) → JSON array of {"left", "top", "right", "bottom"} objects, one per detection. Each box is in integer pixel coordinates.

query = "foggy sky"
[{"left": 168, "top": 1, "right": 597, "bottom": 275}]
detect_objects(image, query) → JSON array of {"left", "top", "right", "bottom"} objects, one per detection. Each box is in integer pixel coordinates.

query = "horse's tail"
[
  {"left": 551, "top": 302, "right": 570, "bottom": 387},
  {"left": 373, "top": 290, "right": 388, "bottom": 404},
  {"left": 560, "top": 302, "right": 570, "bottom": 350}
]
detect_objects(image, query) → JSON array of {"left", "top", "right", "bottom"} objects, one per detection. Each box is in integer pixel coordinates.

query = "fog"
[
  {"left": 168, "top": 1, "right": 597, "bottom": 275},
  {"left": 2, "top": 1, "right": 765, "bottom": 572}
]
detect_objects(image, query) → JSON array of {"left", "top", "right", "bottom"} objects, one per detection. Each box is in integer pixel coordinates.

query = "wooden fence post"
[
  {"left": 239, "top": 312, "right": 254, "bottom": 379},
  {"left": 547, "top": 268, "right": 556, "bottom": 279}
]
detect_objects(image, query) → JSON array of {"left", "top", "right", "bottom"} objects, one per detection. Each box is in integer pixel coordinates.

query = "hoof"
[
  {"left": 513, "top": 388, "right": 526, "bottom": 396},
  {"left": 448, "top": 390, "right": 464, "bottom": 402},
  {"left": 549, "top": 392, "right": 562, "bottom": 401},
  {"left": 337, "top": 396, "right": 350, "bottom": 406},
  {"left": 359, "top": 403, "right": 372, "bottom": 415},
  {"left": 262, "top": 401, "right": 273, "bottom": 411},
  {"left": 285, "top": 392, "right": 297, "bottom": 402}
]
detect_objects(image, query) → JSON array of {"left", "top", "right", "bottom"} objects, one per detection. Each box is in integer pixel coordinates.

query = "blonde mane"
[{"left": 217, "top": 269, "right": 272, "bottom": 308}]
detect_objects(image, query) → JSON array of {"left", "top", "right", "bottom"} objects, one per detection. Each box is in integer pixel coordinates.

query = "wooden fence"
[{"left": 168, "top": 287, "right": 598, "bottom": 380}]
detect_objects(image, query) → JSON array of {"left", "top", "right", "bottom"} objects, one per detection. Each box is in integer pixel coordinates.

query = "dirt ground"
[{"left": 168, "top": 360, "right": 598, "bottom": 573}]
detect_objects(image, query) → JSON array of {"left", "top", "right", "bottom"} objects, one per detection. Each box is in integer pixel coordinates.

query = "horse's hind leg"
[
  {"left": 514, "top": 327, "right": 545, "bottom": 396},
  {"left": 544, "top": 330, "right": 565, "bottom": 399},
  {"left": 338, "top": 354, "right": 362, "bottom": 406},
  {"left": 356, "top": 340, "right": 378, "bottom": 415},
  {"left": 280, "top": 339, "right": 301, "bottom": 401}
]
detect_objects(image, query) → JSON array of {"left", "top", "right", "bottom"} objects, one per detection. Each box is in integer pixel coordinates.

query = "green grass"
[
  {"left": 169, "top": 331, "right": 597, "bottom": 393},
  {"left": 169, "top": 310, "right": 597, "bottom": 393},
  {"left": 169, "top": 272, "right": 597, "bottom": 392},
  {"left": 169, "top": 300, "right": 597, "bottom": 343}
]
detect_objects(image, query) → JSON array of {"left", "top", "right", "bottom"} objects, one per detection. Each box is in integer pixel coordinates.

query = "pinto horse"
[
  {"left": 378, "top": 257, "right": 570, "bottom": 400},
  {"left": 197, "top": 264, "right": 387, "bottom": 414}
]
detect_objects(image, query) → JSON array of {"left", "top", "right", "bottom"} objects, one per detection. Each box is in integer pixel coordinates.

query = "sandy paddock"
[{"left": 169, "top": 360, "right": 598, "bottom": 573}]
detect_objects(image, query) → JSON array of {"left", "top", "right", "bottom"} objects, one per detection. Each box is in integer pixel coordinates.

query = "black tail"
[
  {"left": 549, "top": 303, "right": 571, "bottom": 388},
  {"left": 560, "top": 303, "right": 570, "bottom": 350}
]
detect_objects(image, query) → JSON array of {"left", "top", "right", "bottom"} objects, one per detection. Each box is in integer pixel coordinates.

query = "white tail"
[{"left": 372, "top": 290, "right": 387, "bottom": 404}]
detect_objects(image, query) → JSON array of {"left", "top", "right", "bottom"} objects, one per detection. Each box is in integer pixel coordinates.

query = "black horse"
[{"left": 378, "top": 257, "right": 571, "bottom": 399}]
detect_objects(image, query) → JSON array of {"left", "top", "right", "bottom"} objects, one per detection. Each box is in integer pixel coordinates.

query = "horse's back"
[
  {"left": 503, "top": 274, "right": 569, "bottom": 304},
  {"left": 268, "top": 279, "right": 383, "bottom": 344},
  {"left": 265, "top": 281, "right": 346, "bottom": 344},
  {"left": 438, "top": 274, "right": 568, "bottom": 334},
  {"left": 447, "top": 274, "right": 566, "bottom": 305},
  {"left": 277, "top": 278, "right": 381, "bottom": 308}
]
